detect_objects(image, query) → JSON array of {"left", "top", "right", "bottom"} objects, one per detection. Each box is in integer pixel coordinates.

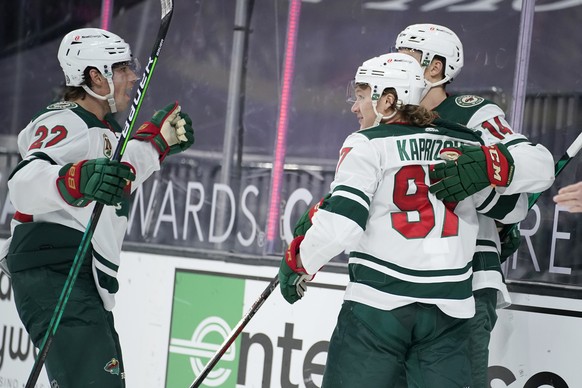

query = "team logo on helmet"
[
  {"left": 455, "top": 95, "right": 484, "bottom": 107},
  {"left": 47, "top": 102, "right": 78, "bottom": 110},
  {"left": 104, "top": 358, "right": 121, "bottom": 375}
]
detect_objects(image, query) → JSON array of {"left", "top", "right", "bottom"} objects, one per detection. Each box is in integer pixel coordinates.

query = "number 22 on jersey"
[{"left": 28, "top": 125, "right": 68, "bottom": 150}]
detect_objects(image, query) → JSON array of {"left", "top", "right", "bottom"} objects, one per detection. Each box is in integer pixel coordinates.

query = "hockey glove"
[
  {"left": 56, "top": 158, "right": 135, "bottom": 207},
  {"left": 499, "top": 225, "right": 521, "bottom": 263},
  {"left": 133, "top": 102, "right": 195, "bottom": 162},
  {"left": 169, "top": 110, "right": 195, "bottom": 155},
  {"left": 278, "top": 236, "right": 315, "bottom": 304},
  {"left": 293, "top": 193, "right": 331, "bottom": 237},
  {"left": 429, "top": 143, "right": 515, "bottom": 202}
]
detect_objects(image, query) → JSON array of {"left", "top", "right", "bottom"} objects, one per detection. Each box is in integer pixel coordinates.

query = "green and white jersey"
[
  {"left": 435, "top": 95, "right": 555, "bottom": 307},
  {"left": 7, "top": 101, "right": 161, "bottom": 311},
  {"left": 300, "top": 121, "right": 522, "bottom": 319},
  {"left": 435, "top": 95, "right": 554, "bottom": 194}
]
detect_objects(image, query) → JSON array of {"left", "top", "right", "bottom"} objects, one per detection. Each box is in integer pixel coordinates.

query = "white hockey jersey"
[
  {"left": 6, "top": 101, "right": 161, "bottom": 310},
  {"left": 300, "top": 121, "right": 527, "bottom": 319},
  {"left": 435, "top": 95, "right": 555, "bottom": 307}
]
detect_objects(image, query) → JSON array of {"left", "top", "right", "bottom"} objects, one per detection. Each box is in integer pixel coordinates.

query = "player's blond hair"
[{"left": 383, "top": 88, "right": 438, "bottom": 127}]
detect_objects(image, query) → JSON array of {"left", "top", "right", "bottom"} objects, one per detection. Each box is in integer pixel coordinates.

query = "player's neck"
[
  {"left": 420, "top": 87, "right": 447, "bottom": 111},
  {"left": 72, "top": 95, "right": 110, "bottom": 120}
]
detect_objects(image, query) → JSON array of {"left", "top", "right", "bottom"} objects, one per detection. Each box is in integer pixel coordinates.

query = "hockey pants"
[
  {"left": 10, "top": 261, "right": 125, "bottom": 388},
  {"left": 322, "top": 300, "right": 472, "bottom": 388}
]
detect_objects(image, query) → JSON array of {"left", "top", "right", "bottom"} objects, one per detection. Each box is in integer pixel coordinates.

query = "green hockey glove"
[
  {"left": 429, "top": 143, "right": 515, "bottom": 202},
  {"left": 56, "top": 158, "right": 135, "bottom": 207},
  {"left": 499, "top": 225, "right": 521, "bottom": 263},
  {"left": 279, "top": 236, "right": 315, "bottom": 304},
  {"left": 133, "top": 102, "right": 195, "bottom": 162},
  {"left": 293, "top": 193, "right": 331, "bottom": 237}
]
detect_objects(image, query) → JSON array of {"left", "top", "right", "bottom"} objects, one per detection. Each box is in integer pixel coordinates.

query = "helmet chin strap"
[
  {"left": 372, "top": 101, "right": 398, "bottom": 127},
  {"left": 422, "top": 76, "right": 451, "bottom": 100},
  {"left": 81, "top": 78, "right": 118, "bottom": 113}
]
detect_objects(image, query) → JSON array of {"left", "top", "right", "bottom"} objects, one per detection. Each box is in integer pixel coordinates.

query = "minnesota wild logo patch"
[
  {"left": 47, "top": 101, "right": 78, "bottom": 110},
  {"left": 103, "top": 134, "right": 113, "bottom": 158},
  {"left": 455, "top": 95, "right": 484, "bottom": 107},
  {"left": 104, "top": 358, "right": 121, "bottom": 375}
]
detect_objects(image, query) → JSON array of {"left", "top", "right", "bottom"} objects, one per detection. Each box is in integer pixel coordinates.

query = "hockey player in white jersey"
[
  {"left": 1, "top": 28, "right": 194, "bottom": 387},
  {"left": 279, "top": 53, "right": 528, "bottom": 387},
  {"left": 395, "top": 24, "right": 555, "bottom": 388}
]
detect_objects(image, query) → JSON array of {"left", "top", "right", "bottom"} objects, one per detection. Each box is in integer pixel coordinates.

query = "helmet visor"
[
  {"left": 346, "top": 80, "right": 371, "bottom": 104},
  {"left": 346, "top": 80, "right": 357, "bottom": 104},
  {"left": 112, "top": 57, "right": 141, "bottom": 74}
]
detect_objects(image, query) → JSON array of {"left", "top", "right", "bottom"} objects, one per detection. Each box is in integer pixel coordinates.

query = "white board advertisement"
[{"left": 1, "top": 249, "right": 581, "bottom": 388}]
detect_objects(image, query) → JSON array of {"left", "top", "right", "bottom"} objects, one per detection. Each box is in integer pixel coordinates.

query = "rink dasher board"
[{"left": 1, "top": 244, "right": 580, "bottom": 387}]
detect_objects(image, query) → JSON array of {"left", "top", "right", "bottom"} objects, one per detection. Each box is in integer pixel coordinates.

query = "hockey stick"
[
  {"left": 500, "top": 130, "right": 582, "bottom": 241},
  {"left": 189, "top": 275, "right": 280, "bottom": 388},
  {"left": 25, "top": 1, "right": 174, "bottom": 386}
]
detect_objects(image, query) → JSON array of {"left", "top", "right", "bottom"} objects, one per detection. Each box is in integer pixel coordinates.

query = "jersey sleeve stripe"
[
  {"left": 482, "top": 193, "right": 521, "bottom": 220},
  {"left": 9, "top": 151, "right": 57, "bottom": 180},
  {"left": 324, "top": 195, "right": 369, "bottom": 230},
  {"left": 476, "top": 239, "right": 497, "bottom": 248},
  {"left": 475, "top": 189, "right": 497, "bottom": 212},
  {"left": 471, "top": 251, "right": 502, "bottom": 273},
  {"left": 503, "top": 138, "right": 530, "bottom": 147},
  {"left": 332, "top": 184, "right": 371, "bottom": 206}
]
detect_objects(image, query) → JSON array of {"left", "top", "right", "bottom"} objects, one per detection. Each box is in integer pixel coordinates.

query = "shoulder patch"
[
  {"left": 103, "top": 134, "right": 113, "bottom": 158},
  {"left": 455, "top": 95, "right": 484, "bottom": 108},
  {"left": 47, "top": 101, "right": 78, "bottom": 110}
]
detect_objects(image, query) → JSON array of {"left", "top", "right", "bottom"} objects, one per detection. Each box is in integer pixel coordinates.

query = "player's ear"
[
  {"left": 428, "top": 58, "right": 444, "bottom": 80},
  {"left": 88, "top": 68, "right": 104, "bottom": 85},
  {"left": 381, "top": 92, "right": 396, "bottom": 113}
]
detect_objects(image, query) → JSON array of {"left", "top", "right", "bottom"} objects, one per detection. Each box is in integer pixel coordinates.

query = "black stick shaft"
[{"left": 189, "top": 276, "right": 279, "bottom": 388}]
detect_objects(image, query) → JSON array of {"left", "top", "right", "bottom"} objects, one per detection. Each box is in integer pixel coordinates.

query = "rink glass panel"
[{"left": 1, "top": 0, "right": 582, "bottom": 293}]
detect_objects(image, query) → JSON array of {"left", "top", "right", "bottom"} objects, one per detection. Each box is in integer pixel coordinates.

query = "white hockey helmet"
[
  {"left": 353, "top": 52, "right": 426, "bottom": 125},
  {"left": 58, "top": 28, "right": 134, "bottom": 112},
  {"left": 354, "top": 52, "right": 425, "bottom": 105},
  {"left": 58, "top": 28, "right": 133, "bottom": 86},
  {"left": 395, "top": 24, "right": 464, "bottom": 86}
]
